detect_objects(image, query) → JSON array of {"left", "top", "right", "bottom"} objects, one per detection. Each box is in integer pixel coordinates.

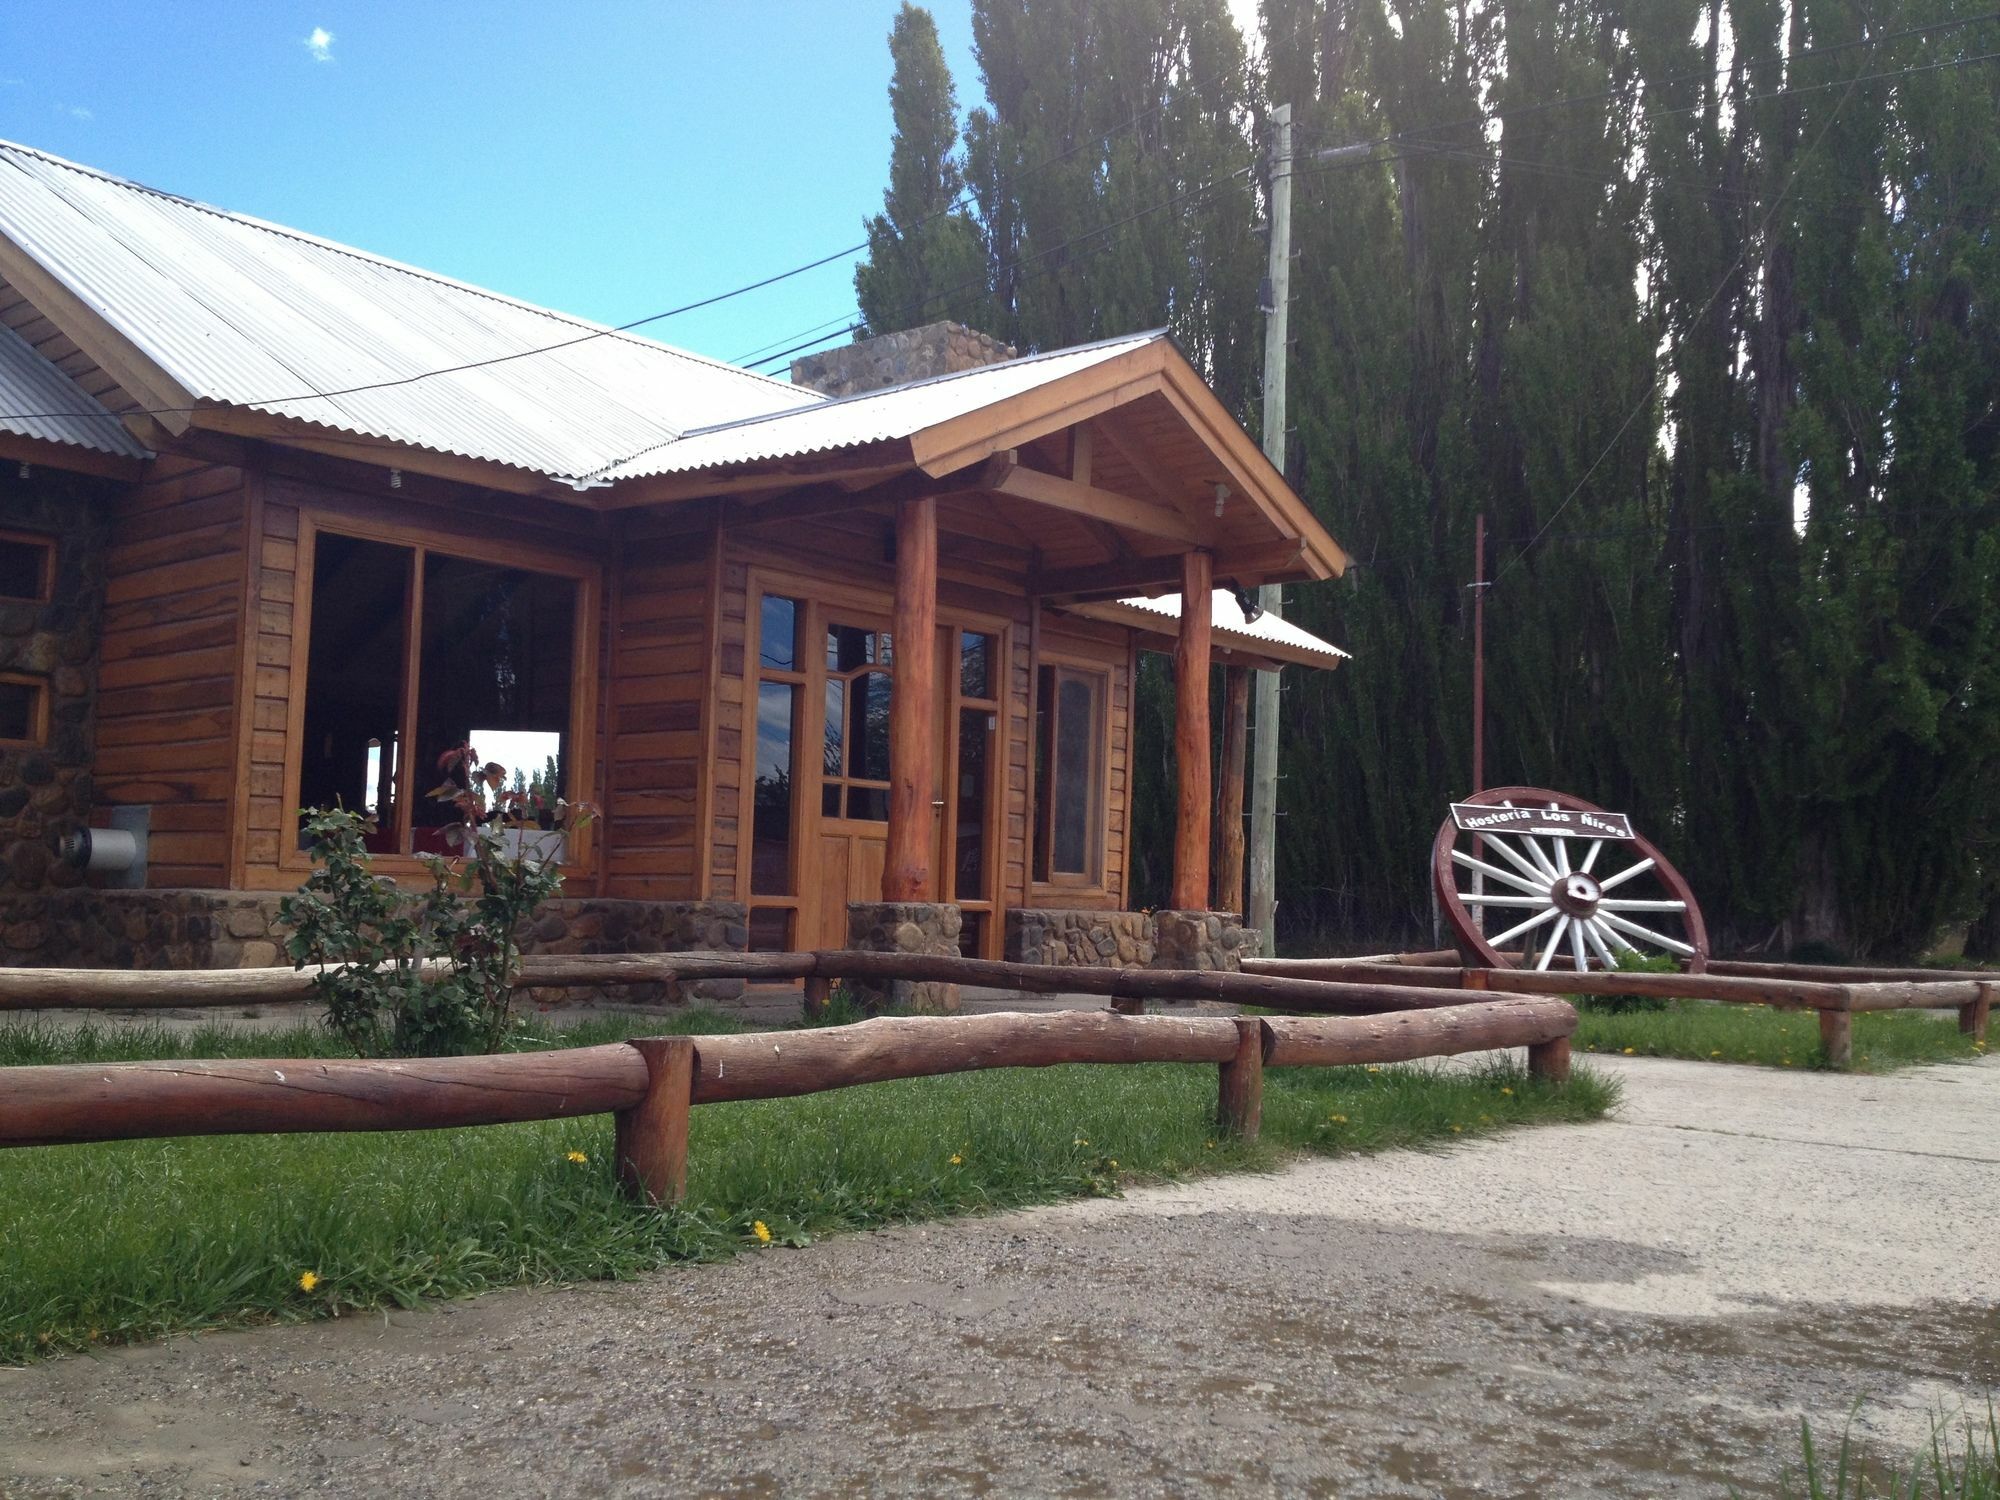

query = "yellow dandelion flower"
[
  {"left": 1366, "top": 1066, "right": 1382, "bottom": 1074},
  {"left": 565, "top": 1150, "right": 588, "bottom": 1164},
  {"left": 1204, "top": 1139, "right": 1216, "bottom": 1150},
  {"left": 1622, "top": 1047, "right": 1637, "bottom": 1056},
  {"left": 1450, "top": 1124, "right": 1463, "bottom": 1133},
  {"left": 1499, "top": 1086, "right": 1514, "bottom": 1096},
  {"left": 1328, "top": 1113, "right": 1348, "bottom": 1125},
  {"left": 1710, "top": 1049, "right": 1723, "bottom": 1058},
  {"left": 1073, "top": 1137, "right": 1090, "bottom": 1147},
  {"left": 297, "top": 1270, "right": 319, "bottom": 1293},
  {"left": 752, "top": 1221, "right": 772, "bottom": 1244},
  {"left": 1106, "top": 1158, "right": 1118, "bottom": 1169},
  {"left": 1782, "top": 1058, "right": 1793, "bottom": 1066},
  {"left": 948, "top": 1153, "right": 964, "bottom": 1166}
]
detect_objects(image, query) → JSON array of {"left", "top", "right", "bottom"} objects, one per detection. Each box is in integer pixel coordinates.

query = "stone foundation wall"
[
  {"left": 846, "top": 900, "right": 962, "bottom": 1013},
  {"left": 0, "top": 890, "right": 749, "bottom": 1002},
  {"left": 1004, "top": 908, "right": 1253, "bottom": 973},
  {"left": 1149, "top": 910, "right": 1256, "bottom": 973},
  {"left": 0, "top": 468, "right": 111, "bottom": 894},
  {"left": 1003, "top": 908, "right": 1154, "bottom": 968}
]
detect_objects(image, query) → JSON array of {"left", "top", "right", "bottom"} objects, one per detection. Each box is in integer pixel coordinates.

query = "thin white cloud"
[
  {"left": 304, "top": 26, "right": 334, "bottom": 63},
  {"left": 60, "top": 104, "right": 92, "bottom": 121}
]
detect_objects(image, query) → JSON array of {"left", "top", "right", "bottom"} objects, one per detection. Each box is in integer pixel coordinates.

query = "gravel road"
[{"left": 3, "top": 1052, "right": 1996, "bottom": 1498}]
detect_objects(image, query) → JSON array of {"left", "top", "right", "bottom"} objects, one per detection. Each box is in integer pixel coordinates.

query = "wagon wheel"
[{"left": 1431, "top": 786, "right": 1709, "bottom": 974}]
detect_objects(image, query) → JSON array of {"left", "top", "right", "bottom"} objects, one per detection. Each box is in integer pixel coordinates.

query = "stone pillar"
[
  {"left": 1150, "top": 909, "right": 1257, "bottom": 973},
  {"left": 847, "top": 900, "right": 962, "bottom": 1013}
]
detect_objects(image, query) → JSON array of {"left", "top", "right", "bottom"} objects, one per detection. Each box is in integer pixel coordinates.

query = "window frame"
[
  {"left": 1033, "top": 661, "right": 1110, "bottom": 891},
  {"left": 282, "top": 511, "right": 602, "bottom": 877},
  {"left": 0, "top": 528, "right": 54, "bottom": 604},
  {"left": 0, "top": 671, "right": 49, "bottom": 747}
]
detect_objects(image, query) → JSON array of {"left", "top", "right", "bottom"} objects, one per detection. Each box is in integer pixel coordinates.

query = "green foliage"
[
  {"left": 0, "top": 1016, "right": 1614, "bottom": 1360},
  {"left": 1768, "top": 1406, "right": 2000, "bottom": 1499},
  {"left": 1571, "top": 950, "right": 1681, "bottom": 1015},
  {"left": 1574, "top": 1001, "right": 1982, "bottom": 1072},
  {"left": 279, "top": 754, "right": 593, "bottom": 1057}
]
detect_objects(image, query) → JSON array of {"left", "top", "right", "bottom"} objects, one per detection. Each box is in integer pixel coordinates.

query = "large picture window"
[
  {"left": 297, "top": 529, "right": 581, "bottom": 857},
  {"left": 1033, "top": 664, "right": 1106, "bottom": 885}
]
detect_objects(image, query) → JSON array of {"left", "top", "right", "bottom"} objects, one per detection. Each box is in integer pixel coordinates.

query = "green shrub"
[{"left": 1572, "top": 949, "right": 1680, "bottom": 1014}]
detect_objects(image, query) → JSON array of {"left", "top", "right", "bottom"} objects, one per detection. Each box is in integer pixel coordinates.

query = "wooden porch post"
[
  {"left": 883, "top": 495, "right": 939, "bottom": 902},
  {"left": 1171, "top": 552, "right": 1213, "bottom": 912},
  {"left": 1216, "top": 665, "right": 1249, "bottom": 913}
]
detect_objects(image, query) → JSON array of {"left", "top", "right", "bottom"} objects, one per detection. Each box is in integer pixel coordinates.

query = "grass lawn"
[
  {"left": 1573, "top": 999, "right": 1985, "bottom": 1072},
  {"left": 1774, "top": 1406, "right": 2000, "bottom": 1499},
  {"left": 0, "top": 1010, "right": 1614, "bottom": 1362}
]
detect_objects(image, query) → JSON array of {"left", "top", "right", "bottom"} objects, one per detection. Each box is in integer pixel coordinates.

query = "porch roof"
[{"left": 1067, "top": 589, "right": 1349, "bottom": 672}]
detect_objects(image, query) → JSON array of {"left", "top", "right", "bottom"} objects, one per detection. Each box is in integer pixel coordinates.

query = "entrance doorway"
[{"left": 745, "top": 582, "right": 1003, "bottom": 957}]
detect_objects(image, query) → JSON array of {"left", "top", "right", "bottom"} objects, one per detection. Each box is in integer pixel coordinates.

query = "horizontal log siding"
[
  {"left": 240, "top": 495, "right": 297, "bottom": 877},
  {"left": 603, "top": 538, "right": 715, "bottom": 900},
  {"left": 96, "top": 458, "right": 250, "bottom": 885}
]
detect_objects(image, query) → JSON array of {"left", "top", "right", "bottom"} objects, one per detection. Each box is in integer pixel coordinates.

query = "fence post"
[
  {"left": 1218, "top": 1016, "right": 1265, "bottom": 1138},
  {"left": 1527, "top": 1035, "right": 1571, "bottom": 1084},
  {"left": 615, "top": 1036, "right": 696, "bottom": 1205},
  {"left": 1960, "top": 981, "right": 1992, "bottom": 1044},
  {"left": 1819, "top": 996, "right": 1855, "bottom": 1069},
  {"left": 802, "top": 976, "right": 832, "bottom": 1022}
]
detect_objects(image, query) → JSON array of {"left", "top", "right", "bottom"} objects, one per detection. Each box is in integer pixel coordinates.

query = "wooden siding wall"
[
  {"left": 95, "top": 456, "right": 251, "bottom": 886},
  {"left": 601, "top": 535, "right": 716, "bottom": 901}
]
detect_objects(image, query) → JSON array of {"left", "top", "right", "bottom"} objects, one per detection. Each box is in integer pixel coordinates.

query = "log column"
[
  {"left": 1170, "top": 551, "right": 1214, "bottom": 912},
  {"left": 883, "top": 495, "right": 938, "bottom": 902},
  {"left": 1216, "top": 665, "right": 1249, "bottom": 914}
]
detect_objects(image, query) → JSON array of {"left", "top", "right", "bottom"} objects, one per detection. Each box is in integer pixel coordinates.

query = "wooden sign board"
[{"left": 1450, "top": 803, "right": 1634, "bottom": 840}]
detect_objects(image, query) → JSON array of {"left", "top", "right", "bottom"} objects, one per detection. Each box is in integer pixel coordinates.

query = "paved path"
[{"left": 3, "top": 1054, "right": 1996, "bottom": 1498}]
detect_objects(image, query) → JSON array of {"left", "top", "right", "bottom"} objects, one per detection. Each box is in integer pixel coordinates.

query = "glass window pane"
[
  {"left": 827, "top": 623, "right": 869, "bottom": 671},
  {"left": 747, "top": 907, "right": 794, "bottom": 952},
  {"left": 1053, "top": 675, "right": 1098, "bottom": 876},
  {"left": 0, "top": 679, "right": 37, "bottom": 741},
  {"left": 822, "top": 679, "right": 844, "bottom": 776},
  {"left": 0, "top": 538, "right": 48, "bottom": 601},
  {"left": 752, "top": 682, "right": 797, "bottom": 895},
  {"left": 849, "top": 670, "right": 892, "bottom": 782},
  {"left": 300, "top": 533, "right": 410, "bottom": 853},
  {"left": 759, "top": 595, "right": 798, "bottom": 670},
  {"left": 847, "top": 786, "right": 889, "bottom": 820},
  {"left": 413, "top": 553, "right": 576, "bottom": 851},
  {"left": 960, "top": 632, "right": 992, "bottom": 700},
  {"left": 954, "top": 707, "right": 990, "bottom": 900}
]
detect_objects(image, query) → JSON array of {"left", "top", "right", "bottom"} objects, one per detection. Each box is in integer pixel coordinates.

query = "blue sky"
[{"left": 0, "top": 3, "right": 988, "bottom": 373}]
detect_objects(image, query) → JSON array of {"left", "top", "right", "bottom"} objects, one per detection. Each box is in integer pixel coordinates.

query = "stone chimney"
[{"left": 790, "top": 321, "right": 1018, "bottom": 398}]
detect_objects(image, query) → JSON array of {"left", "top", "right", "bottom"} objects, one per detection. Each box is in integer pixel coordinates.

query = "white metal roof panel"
[
  {"left": 596, "top": 331, "right": 1164, "bottom": 481},
  {"left": 1081, "top": 589, "right": 1349, "bottom": 669},
  {"left": 0, "top": 140, "right": 821, "bottom": 480},
  {"left": 0, "top": 319, "right": 148, "bottom": 457}
]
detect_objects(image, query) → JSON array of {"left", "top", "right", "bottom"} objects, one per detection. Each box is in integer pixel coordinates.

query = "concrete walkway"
[{"left": 2, "top": 1054, "right": 1996, "bottom": 1498}]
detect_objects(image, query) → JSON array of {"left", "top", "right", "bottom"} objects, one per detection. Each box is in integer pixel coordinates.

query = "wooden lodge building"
[{"left": 0, "top": 140, "right": 1348, "bottom": 990}]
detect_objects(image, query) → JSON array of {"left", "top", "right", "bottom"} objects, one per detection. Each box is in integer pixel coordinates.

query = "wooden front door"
[{"left": 744, "top": 580, "right": 1004, "bottom": 956}]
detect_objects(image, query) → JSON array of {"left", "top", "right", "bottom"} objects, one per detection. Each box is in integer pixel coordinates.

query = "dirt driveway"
[{"left": 3, "top": 1052, "right": 1996, "bottom": 1498}]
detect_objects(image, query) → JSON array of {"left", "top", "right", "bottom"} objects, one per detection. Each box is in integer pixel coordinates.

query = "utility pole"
[
  {"left": 1250, "top": 113, "right": 1375, "bottom": 955},
  {"left": 1247, "top": 103, "right": 1293, "bottom": 957},
  {"left": 1473, "top": 512, "right": 1486, "bottom": 794}
]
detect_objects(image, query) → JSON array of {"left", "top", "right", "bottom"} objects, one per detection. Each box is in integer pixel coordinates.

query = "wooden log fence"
[
  {"left": 0, "top": 997, "right": 1580, "bottom": 1205},
  {"left": 1243, "top": 957, "right": 1992, "bottom": 1065}
]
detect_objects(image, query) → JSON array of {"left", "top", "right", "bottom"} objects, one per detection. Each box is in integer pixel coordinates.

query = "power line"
[{"left": 0, "top": 52, "right": 1266, "bottom": 426}]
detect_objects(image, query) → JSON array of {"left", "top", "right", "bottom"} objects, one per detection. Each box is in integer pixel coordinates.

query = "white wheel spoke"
[
  {"left": 1599, "top": 911, "right": 1697, "bottom": 958},
  {"left": 1535, "top": 916, "right": 1571, "bottom": 971},
  {"left": 1518, "top": 835, "right": 1562, "bottom": 881},
  {"left": 1459, "top": 894, "right": 1554, "bottom": 908},
  {"left": 1596, "top": 918, "right": 1640, "bottom": 955},
  {"left": 1450, "top": 849, "right": 1547, "bottom": 897},
  {"left": 1482, "top": 834, "right": 1555, "bottom": 889},
  {"left": 1598, "top": 898, "right": 1687, "bottom": 913},
  {"left": 1597, "top": 857, "right": 1656, "bottom": 893},
  {"left": 1580, "top": 839, "right": 1603, "bottom": 873},
  {"left": 1569, "top": 918, "right": 1590, "bottom": 973},
  {"left": 1552, "top": 830, "right": 1572, "bottom": 877},
  {"left": 1581, "top": 919, "right": 1619, "bottom": 968},
  {"left": 1490, "top": 906, "right": 1561, "bottom": 947}
]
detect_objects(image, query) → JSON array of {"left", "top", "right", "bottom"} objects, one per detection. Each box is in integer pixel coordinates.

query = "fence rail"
[{"left": 0, "top": 984, "right": 1579, "bottom": 1202}]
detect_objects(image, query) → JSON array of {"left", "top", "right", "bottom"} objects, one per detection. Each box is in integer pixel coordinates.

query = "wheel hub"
[{"left": 1550, "top": 871, "right": 1602, "bottom": 918}]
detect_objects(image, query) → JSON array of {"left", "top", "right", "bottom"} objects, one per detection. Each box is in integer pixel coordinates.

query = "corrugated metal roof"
[
  {"left": 0, "top": 140, "right": 821, "bottom": 481},
  {"left": 1077, "top": 589, "right": 1349, "bottom": 670},
  {"left": 0, "top": 319, "right": 149, "bottom": 458},
  {"left": 594, "top": 331, "right": 1164, "bottom": 480}
]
